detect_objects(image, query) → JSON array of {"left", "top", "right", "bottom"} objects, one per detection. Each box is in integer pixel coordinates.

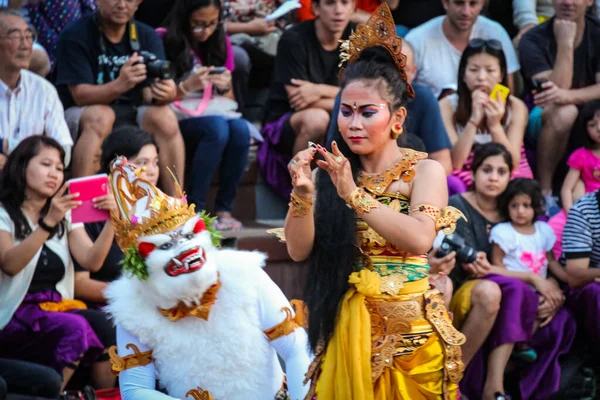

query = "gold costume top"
[{"left": 305, "top": 149, "right": 466, "bottom": 400}]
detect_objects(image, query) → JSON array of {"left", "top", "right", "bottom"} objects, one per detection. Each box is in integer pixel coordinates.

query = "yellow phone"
[{"left": 490, "top": 83, "right": 510, "bottom": 102}]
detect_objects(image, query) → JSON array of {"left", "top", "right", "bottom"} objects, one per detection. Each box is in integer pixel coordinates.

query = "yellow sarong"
[{"left": 315, "top": 270, "right": 459, "bottom": 400}]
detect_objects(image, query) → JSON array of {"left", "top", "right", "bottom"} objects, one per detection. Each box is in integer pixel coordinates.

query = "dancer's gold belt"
[{"left": 364, "top": 277, "right": 465, "bottom": 383}]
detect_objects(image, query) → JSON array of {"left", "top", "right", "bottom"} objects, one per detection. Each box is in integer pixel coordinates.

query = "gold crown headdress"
[
  {"left": 339, "top": 3, "right": 415, "bottom": 98},
  {"left": 109, "top": 156, "right": 196, "bottom": 251}
]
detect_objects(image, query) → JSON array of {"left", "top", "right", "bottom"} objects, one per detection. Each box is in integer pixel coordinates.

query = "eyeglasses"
[
  {"left": 468, "top": 38, "right": 502, "bottom": 50},
  {"left": 191, "top": 21, "right": 220, "bottom": 32},
  {"left": 0, "top": 29, "right": 37, "bottom": 43}
]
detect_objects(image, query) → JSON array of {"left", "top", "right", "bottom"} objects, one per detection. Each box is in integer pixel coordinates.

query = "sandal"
[
  {"left": 214, "top": 215, "right": 243, "bottom": 231},
  {"left": 511, "top": 347, "right": 538, "bottom": 363}
]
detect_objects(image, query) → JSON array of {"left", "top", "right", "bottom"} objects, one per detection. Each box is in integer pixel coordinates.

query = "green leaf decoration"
[
  {"left": 119, "top": 212, "right": 221, "bottom": 281},
  {"left": 121, "top": 245, "right": 149, "bottom": 280},
  {"left": 199, "top": 210, "right": 222, "bottom": 248}
]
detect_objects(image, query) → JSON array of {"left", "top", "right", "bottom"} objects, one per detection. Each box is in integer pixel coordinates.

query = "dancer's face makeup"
[{"left": 338, "top": 80, "right": 403, "bottom": 154}]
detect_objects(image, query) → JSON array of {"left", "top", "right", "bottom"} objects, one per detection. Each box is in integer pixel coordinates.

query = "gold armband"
[
  {"left": 411, "top": 204, "right": 466, "bottom": 234},
  {"left": 109, "top": 344, "right": 153, "bottom": 376},
  {"left": 263, "top": 300, "right": 308, "bottom": 341},
  {"left": 289, "top": 191, "right": 313, "bottom": 217},
  {"left": 346, "top": 188, "right": 380, "bottom": 214}
]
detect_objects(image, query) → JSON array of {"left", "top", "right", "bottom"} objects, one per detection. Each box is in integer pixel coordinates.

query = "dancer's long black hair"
[{"left": 305, "top": 46, "right": 410, "bottom": 351}]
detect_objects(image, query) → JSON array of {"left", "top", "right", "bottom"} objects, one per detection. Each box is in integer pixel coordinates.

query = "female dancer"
[{"left": 284, "top": 5, "right": 465, "bottom": 399}]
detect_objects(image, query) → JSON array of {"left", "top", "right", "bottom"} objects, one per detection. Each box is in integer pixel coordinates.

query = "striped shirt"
[
  {"left": 562, "top": 190, "right": 600, "bottom": 268},
  {"left": 0, "top": 70, "right": 72, "bottom": 165}
]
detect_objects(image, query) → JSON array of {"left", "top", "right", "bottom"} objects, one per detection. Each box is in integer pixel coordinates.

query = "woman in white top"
[
  {"left": 0, "top": 136, "right": 116, "bottom": 391},
  {"left": 439, "top": 38, "right": 532, "bottom": 191}
]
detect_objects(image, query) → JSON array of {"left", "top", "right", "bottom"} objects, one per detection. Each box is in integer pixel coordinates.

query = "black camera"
[
  {"left": 435, "top": 233, "right": 477, "bottom": 264},
  {"left": 138, "top": 50, "right": 176, "bottom": 80}
]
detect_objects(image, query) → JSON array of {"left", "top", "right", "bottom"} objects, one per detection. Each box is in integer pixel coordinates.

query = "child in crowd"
[
  {"left": 547, "top": 100, "right": 600, "bottom": 259},
  {"left": 161, "top": 0, "right": 251, "bottom": 231},
  {"left": 561, "top": 100, "right": 600, "bottom": 212},
  {"left": 490, "top": 178, "right": 567, "bottom": 361}
]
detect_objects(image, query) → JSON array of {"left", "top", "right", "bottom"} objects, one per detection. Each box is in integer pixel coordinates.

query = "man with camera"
[
  {"left": 518, "top": 0, "right": 600, "bottom": 209},
  {"left": 54, "top": 0, "right": 185, "bottom": 195}
]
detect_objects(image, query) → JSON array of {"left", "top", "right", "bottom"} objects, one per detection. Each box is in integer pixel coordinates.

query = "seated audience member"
[
  {"left": 388, "top": 0, "right": 445, "bottom": 37},
  {"left": 258, "top": 0, "right": 355, "bottom": 199},
  {"left": 511, "top": 0, "right": 555, "bottom": 47},
  {"left": 439, "top": 39, "right": 532, "bottom": 189},
  {"left": 488, "top": 178, "right": 572, "bottom": 396},
  {"left": 298, "top": 0, "right": 381, "bottom": 25},
  {"left": 162, "top": 0, "right": 250, "bottom": 231},
  {"left": 0, "top": 358, "right": 61, "bottom": 399},
  {"left": 549, "top": 100, "right": 600, "bottom": 259},
  {"left": 2, "top": 1, "right": 50, "bottom": 77},
  {"left": 75, "top": 127, "right": 158, "bottom": 306},
  {"left": 0, "top": 8, "right": 72, "bottom": 168},
  {"left": 326, "top": 40, "right": 453, "bottom": 174},
  {"left": 518, "top": 0, "right": 600, "bottom": 208},
  {"left": 432, "top": 143, "right": 574, "bottom": 400},
  {"left": 54, "top": 0, "right": 185, "bottom": 196},
  {"left": 563, "top": 189, "right": 600, "bottom": 352},
  {"left": 26, "top": 0, "right": 97, "bottom": 71},
  {"left": 0, "top": 136, "right": 116, "bottom": 391},
  {"left": 222, "top": 0, "right": 294, "bottom": 94},
  {"left": 405, "top": 0, "right": 520, "bottom": 100}
]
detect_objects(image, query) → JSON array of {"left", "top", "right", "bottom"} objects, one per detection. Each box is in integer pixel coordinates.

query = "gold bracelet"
[
  {"left": 411, "top": 204, "right": 466, "bottom": 234},
  {"left": 289, "top": 191, "right": 313, "bottom": 218},
  {"left": 345, "top": 188, "right": 380, "bottom": 214}
]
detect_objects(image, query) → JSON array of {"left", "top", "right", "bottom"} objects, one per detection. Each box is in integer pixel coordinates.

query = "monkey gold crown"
[
  {"left": 338, "top": 3, "right": 414, "bottom": 98},
  {"left": 109, "top": 156, "right": 196, "bottom": 251}
]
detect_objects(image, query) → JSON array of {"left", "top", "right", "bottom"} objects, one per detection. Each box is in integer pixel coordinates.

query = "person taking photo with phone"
[
  {"left": 439, "top": 39, "right": 532, "bottom": 191},
  {"left": 159, "top": 0, "right": 252, "bottom": 231},
  {"left": 0, "top": 136, "right": 118, "bottom": 392}
]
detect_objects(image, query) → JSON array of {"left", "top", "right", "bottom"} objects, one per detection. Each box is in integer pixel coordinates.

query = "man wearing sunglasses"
[
  {"left": 0, "top": 8, "right": 72, "bottom": 169},
  {"left": 405, "top": 0, "right": 519, "bottom": 100},
  {"left": 519, "top": 0, "right": 600, "bottom": 208}
]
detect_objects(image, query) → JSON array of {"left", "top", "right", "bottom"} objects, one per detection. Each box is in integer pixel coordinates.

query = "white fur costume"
[{"left": 104, "top": 158, "right": 311, "bottom": 400}]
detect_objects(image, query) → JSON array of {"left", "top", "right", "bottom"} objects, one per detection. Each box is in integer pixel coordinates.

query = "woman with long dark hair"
[
  {"left": 161, "top": 0, "right": 251, "bottom": 231},
  {"left": 284, "top": 6, "right": 465, "bottom": 398},
  {"left": 0, "top": 136, "right": 117, "bottom": 391},
  {"left": 439, "top": 39, "right": 532, "bottom": 190},
  {"left": 442, "top": 143, "right": 575, "bottom": 400}
]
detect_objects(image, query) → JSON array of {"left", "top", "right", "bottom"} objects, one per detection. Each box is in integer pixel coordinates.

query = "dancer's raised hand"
[
  {"left": 316, "top": 141, "right": 356, "bottom": 200},
  {"left": 288, "top": 144, "right": 317, "bottom": 197}
]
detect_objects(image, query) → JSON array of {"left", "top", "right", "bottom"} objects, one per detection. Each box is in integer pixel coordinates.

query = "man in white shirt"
[
  {"left": 0, "top": 8, "right": 71, "bottom": 168},
  {"left": 406, "top": 0, "right": 520, "bottom": 99}
]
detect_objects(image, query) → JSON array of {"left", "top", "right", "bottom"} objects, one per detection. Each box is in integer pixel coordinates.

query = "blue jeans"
[{"left": 180, "top": 116, "right": 251, "bottom": 212}]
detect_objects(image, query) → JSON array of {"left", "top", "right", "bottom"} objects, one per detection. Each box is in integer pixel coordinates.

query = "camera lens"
[{"left": 147, "top": 60, "right": 176, "bottom": 80}]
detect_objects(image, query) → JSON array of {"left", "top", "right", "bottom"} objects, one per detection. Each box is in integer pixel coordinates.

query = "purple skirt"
[
  {"left": 567, "top": 282, "right": 600, "bottom": 345},
  {"left": 461, "top": 274, "right": 576, "bottom": 400},
  {"left": 257, "top": 112, "right": 293, "bottom": 200},
  {"left": 0, "top": 290, "right": 104, "bottom": 374}
]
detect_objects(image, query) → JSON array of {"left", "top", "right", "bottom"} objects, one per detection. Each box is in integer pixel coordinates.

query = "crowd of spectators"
[{"left": 1, "top": 0, "right": 600, "bottom": 399}]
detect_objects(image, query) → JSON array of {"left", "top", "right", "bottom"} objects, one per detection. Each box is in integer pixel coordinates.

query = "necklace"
[{"left": 357, "top": 148, "right": 427, "bottom": 196}]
